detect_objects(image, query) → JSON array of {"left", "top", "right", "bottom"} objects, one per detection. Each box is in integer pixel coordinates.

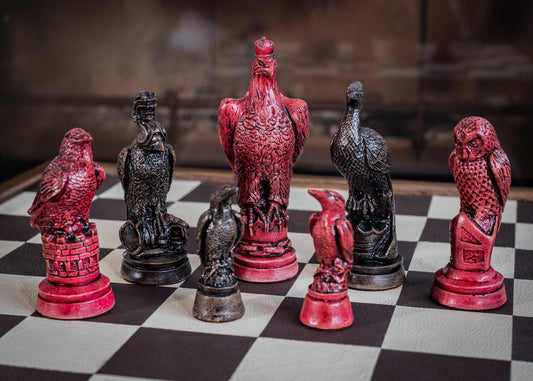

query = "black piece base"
[
  {"left": 348, "top": 256, "right": 405, "bottom": 291},
  {"left": 121, "top": 251, "right": 191, "bottom": 285},
  {"left": 193, "top": 282, "right": 245, "bottom": 322}
]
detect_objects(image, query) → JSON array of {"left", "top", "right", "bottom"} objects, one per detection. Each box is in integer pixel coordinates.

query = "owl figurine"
[{"left": 431, "top": 116, "right": 511, "bottom": 311}]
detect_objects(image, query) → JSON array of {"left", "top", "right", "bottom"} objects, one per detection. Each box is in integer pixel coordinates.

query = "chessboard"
[{"left": 0, "top": 175, "right": 532, "bottom": 381}]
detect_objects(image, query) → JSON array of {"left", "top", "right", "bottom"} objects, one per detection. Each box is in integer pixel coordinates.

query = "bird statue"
[
  {"left": 300, "top": 189, "right": 354, "bottom": 330},
  {"left": 218, "top": 36, "right": 309, "bottom": 282},
  {"left": 330, "top": 81, "right": 404, "bottom": 290},
  {"left": 28, "top": 127, "right": 105, "bottom": 236},
  {"left": 117, "top": 90, "right": 190, "bottom": 285},
  {"left": 193, "top": 184, "right": 245, "bottom": 322},
  {"left": 431, "top": 116, "right": 511, "bottom": 310}
]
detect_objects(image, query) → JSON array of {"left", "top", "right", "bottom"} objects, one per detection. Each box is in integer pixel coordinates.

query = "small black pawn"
[
  {"left": 193, "top": 185, "right": 245, "bottom": 322},
  {"left": 330, "top": 81, "right": 405, "bottom": 290},
  {"left": 117, "top": 90, "right": 191, "bottom": 285}
]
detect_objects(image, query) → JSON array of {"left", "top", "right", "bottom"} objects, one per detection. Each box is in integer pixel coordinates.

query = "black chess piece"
[
  {"left": 193, "top": 185, "right": 245, "bottom": 322},
  {"left": 330, "top": 81, "right": 405, "bottom": 290},
  {"left": 117, "top": 90, "right": 191, "bottom": 285}
]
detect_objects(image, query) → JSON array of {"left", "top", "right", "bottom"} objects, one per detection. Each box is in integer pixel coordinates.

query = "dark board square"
[
  {"left": 87, "top": 283, "right": 176, "bottom": 325},
  {"left": 89, "top": 198, "right": 126, "bottom": 221},
  {"left": 494, "top": 223, "right": 514, "bottom": 248},
  {"left": 515, "top": 249, "right": 533, "bottom": 280},
  {"left": 513, "top": 316, "right": 533, "bottom": 362},
  {"left": 0, "top": 215, "right": 38, "bottom": 241},
  {"left": 0, "top": 243, "right": 45, "bottom": 276},
  {"left": 179, "top": 182, "right": 224, "bottom": 202},
  {"left": 395, "top": 194, "right": 432, "bottom": 216},
  {"left": 186, "top": 227, "right": 197, "bottom": 254},
  {"left": 260, "top": 296, "right": 395, "bottom": 347},
  {"left": 0, "top": 365, "right": 90, "bottom": 381},
  {"left": 517, "top": 201, "right": 533, "bottom": 223},
  {"left": 238, "top": 262, "right": 305, "bottom": 296},
  {"left": 372, "top": 349, "right": 509, "bottom": 381},
  {"left": 288, "top": 210, "right": 313, "bottom": 234},
  {"left": 419, "top": 218, "right": 450, "bottom": 243},
  {"left": 179, "top": 266, "right": 203, "bottom": 290},
  {"left": 0, "top": 314, "right": 25, "bottom": 339},
  {"left": 98, "top": 327, "right": 255, "bottom": 380},
  {"left": 398, "top": 241, "right": 417, "bottom": 270},
  {"left": 96, "top": 177, "right": 120, "bottom": 195}
]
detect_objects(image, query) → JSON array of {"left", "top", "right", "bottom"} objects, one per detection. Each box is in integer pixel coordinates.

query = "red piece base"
[
  {"left": 36, "top": 275, "right": 115, "bottom": 319},
  {"left": 430, "top": 265, "right": 506, "bottom": 310},
  {"left": 300, "top": 287, "right": 353, "bottom": 330}
]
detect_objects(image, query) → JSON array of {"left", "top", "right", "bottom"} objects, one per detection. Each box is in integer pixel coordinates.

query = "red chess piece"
[
  {"left": 28, "top": 128, "right": 115, "bottom": 319},
  {"left": 300, "top": 190, "right": 354, "bottom": 330},
  {"left": 218, "top": 37, "right": 309, "bottom": 282},
  {"left": 431, "top": 117, "right": 511, "bottom": 310}
]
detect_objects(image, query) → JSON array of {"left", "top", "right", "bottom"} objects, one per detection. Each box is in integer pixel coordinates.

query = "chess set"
[{"left": 0, "top": 36, "right": 532, "bottom": 380}]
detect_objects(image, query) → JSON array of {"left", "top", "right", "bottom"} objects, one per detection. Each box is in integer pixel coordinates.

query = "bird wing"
[
  {"left": 117, "top": 147, "right": 130, "bottom": 191},
  {"left": 94, "top": 162, "right": 106, "bottom": 190},
  {"left": 167, "top": 144, "right": 176, "bottom": 187},
  {"left": 361, "top": 128, "right": 391, "bottom": 173},
  {"left": 28, "top": 158, "right": 67, "bottom": 215},
  {"left": 233, "top": 211, "right": 245, "bottom": 246},
  {"left": 308, "top": 212, "right": 320, "bottom": 234},
  {"left": 282, "top": 96, "right": 310, "bottom": 164},
  {"left": 448, "top": 150, "right": 457, "bottom": 174},
  {"left": 196, "top": 210, "right": 212, "bottom": 266},
  {"left": 218, "top": 98, "right": 245, "bottom": 169},
  {"left": 334, "top": 218, "right": 354, "bottom": 264},
  {"left": 489, "top": 148, "right": 511, "bottom": 207}
]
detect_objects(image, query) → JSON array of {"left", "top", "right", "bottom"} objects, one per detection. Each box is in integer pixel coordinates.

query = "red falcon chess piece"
[
  {"left": 27, "top": 128, "right": 115, "bottom": 319},
  {"left": 218, "top": 37, "right": 309, "bottom": 282},
  {"left": 431, "top": 116, "right": 511, "bottom": 310},
  {"left": 300, "top": 190, "right": 354, "bottom": 330}
]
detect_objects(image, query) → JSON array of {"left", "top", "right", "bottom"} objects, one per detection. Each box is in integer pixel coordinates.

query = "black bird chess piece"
[
  {"left": 117, "top": 90, "right": 191, "bottom": 285},
  {"left": 193, "top": 185, "right": 245, "bottom": 322},
  {"left": 330, "top": 81, "right": 405, "bottom": 290}
]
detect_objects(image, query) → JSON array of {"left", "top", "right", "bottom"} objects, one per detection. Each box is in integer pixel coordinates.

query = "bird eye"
[{"left": 468, "top": 137, "right": 481, "bottom": 148}]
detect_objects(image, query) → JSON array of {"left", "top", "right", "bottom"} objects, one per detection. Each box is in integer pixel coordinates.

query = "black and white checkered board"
[{"left": 0, "top": 177, "right": 532, "bottom": 381}]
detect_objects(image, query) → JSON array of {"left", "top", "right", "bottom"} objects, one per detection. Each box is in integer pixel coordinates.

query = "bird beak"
[{"left": 308, "top": 189, "right": 326, "bottom": 204}]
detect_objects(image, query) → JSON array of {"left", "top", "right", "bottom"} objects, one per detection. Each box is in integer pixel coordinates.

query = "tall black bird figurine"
[
  {"left": 330, "top": 81, "right": 404, "bottom": 290},
  {"left": 194, "top": 185, "right": 245, "bottom": 322},
  {"left": 117, "top": 90, "right": 191, "bottom": 285}
]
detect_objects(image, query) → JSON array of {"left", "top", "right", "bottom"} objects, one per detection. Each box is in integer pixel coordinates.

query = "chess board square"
[
  {"left": 0, "top": 215, "right": 37, "bottom": 241},
  {"left": 91, "top": 219, "right": 124, "bottom": 249},
  {"left": 0, "top": 365, "right": 89, "bottom": 381},
  {"left": 395, "top": 194, "right": 432, "bottom": 216},
  {"left": 287, "top": 210, "right": 314, "bottom": 233},
  {"left": 495, "top": 223, "right": 515, "bottom": 248},
  {"left": 501, "top": 200, "right": 517, "bottom": 224},
  {"left": 177, "top": 181, "right": 225, "bottom": 202},
  {"left": 372, "top": 349, "right": 510, "bottom": 381},
  {"left": 513, "top": 279, "right": 533, "bottom": 318},
  {"left": 167, "top": 179, "right": 202, "bottom": 202},
  {"left": 398, "top": 240, "right": 417, "bottom": 270},
  {"left": 96, "top": 181, "right": 124, "bottom": 200},
  {"left": 0, "top": 316, "right": 137, "bottom": 373},
  {"left": 511, "top": 360, "right": 533, "bottom": 381},
  {"left": 0, "top": 191, "right": 36, "bottom": 216},
  {"left": 383, "top": 305, "right": 513, "bottom": 360},
  {"left": 95, "top": 177, "right": 120, "bottom": 196},
  {"left": 396, "top": 214, "right": 427, "bottom": 242},
  {"left": 166, "top": 201, "right": 209, "bottom": 228},
  {"left": 512, "top": 316, "right": 533, "bottom": 362},
  {"left": 0, "top": 243, "right": 45, "bottom": 276},
  {"left": 0, "top": 240, "right": 24, "bottom": 260},
  {"left": 0, "top": 273, "right": 40, "bottom": 316},
  {"left": 427, "top": 196, "right": 459, "bottom": 220},
  {"left": 90, "top": 198, "right": 126, "bottom": 221},
  {"left": 143, "top": 287, "right": 284, "bottom": 337},
  {"left": 517, "top": 201, "right": 533, "bottom": 223},
  {"left": 98, "top": 327, "right": 255, "bottom": 380},
  {"left": 419, "top": 218, "right": 450, "bottom": 242},
  {"left": 290, "top": 231, "right": 315, "bottom": 263},
  {"left": 0, "top": 314, "right": 25, "bottom": 338},
  {"left": 231, "top": 337, "right": 380, "bottom": 381},
  {"left": 514, "top": 249, "right": 533, "bottom": 280},
  {"left": 408, "top": 241, "right": 450, "bottom": 274},
  {"left": 515, "top": 223, "right": 533, "bottom": 250},
  {"left": 260, "top": 296, "right": 395, "bottom": 347}
]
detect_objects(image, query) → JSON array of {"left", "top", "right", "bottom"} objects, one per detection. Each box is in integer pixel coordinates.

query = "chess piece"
[
  {"left": 117, "top": 90, "right": 191, "bottom": 285},
  {"left": 300, "top": 190, "right": 354, "bottom": 330},
  {"left": 193, "top": 185, "right": 245, "bottom": 322},
  {"left": 218, "top": 37, "right": 309, "bottom": 282},
  {"left": 330, "top": 81, "right": 405, "bottom": 290},
  {"left": 431, "top": 116, "right": 511, "bottom": 310},
  {"left": 27, "top": 128, "right": 115, "bottom": 319}
]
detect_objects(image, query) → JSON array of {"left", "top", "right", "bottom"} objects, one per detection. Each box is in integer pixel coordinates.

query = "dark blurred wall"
[{"left": 1, "top": 0, "right": 532, "bottom": 184}]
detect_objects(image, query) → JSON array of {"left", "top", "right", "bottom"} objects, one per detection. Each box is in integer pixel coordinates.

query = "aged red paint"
[{"left": 218, "top": 37, "right": 309, "bottom": 282}]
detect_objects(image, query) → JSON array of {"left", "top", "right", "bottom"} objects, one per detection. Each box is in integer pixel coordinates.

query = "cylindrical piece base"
[
  {"left": 348, "top": 256, "right": 405, "bottom": 290},
  {"left": 193, "top": 283, "right": 245, "bottom": 322},
  {"left": 121, "top": 251, "right": 191, "bottom": 285},
  {"left": 299, "top": 288, "right": 353, "bottom": 330}
]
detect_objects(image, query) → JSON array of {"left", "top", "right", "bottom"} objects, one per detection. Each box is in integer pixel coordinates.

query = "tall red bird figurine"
[
  {"left": 300, "top": 189, "right": 354, "bottom": 330},
  {"left": 28, "top": 128, "right": 105, "bottom": 235},
  {"left": 431, "top": 116, "right": 511, "bottom": 310},
  {"left": 218, "top": 37, "right": 309, "bottom": 282}
]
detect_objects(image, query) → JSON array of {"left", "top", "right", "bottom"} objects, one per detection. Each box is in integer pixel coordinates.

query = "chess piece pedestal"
[
  {"left": 431, "top": 212, "right": 506, "bottom": 310},
  {"left": 348, "top": 255, "right": 405, "bottom": 291},
  {"left": 193, "top": 282, "right": 245, "bottom": 322},
  {"left": 300, "top": 287, "right": 353, "bottom": 330},
  {"left": 232, "top": 222, "right": 298, "bottom": 283},
  {"left": 36, "top": 224, "right": 115, "bottom": 319}
]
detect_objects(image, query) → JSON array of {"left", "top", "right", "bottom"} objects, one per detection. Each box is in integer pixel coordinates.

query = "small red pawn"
[
  {"left": 28, "top": 128, "right": 115, "bottom": 319},
  {"left": 300, "top": 190, "right": 354, "bottom": 330},
  {"left": 431, "top": 117, "right": 511, "bottom": 310}
]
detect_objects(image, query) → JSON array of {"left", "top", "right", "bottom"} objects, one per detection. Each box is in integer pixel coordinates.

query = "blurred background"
[{"left": 1, "top": 0, "right": 532, "bottom": 185}]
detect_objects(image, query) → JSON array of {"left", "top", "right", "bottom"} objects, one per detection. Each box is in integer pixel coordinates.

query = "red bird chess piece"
[
  {"left": 218, "top": 37, "right": 309, "bottom": 282},
  {"left": 300, "top": 189, "right": 354, "bottom": 330},
  {"left": 431, "top": 116, "right": 511, "bottom": 310},
  {"left": 28, "top": 128, "right": 115, "bottom": 319}
]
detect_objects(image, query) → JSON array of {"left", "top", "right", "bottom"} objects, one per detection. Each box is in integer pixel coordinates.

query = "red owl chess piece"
[
  {"left": 28, "top": 128, "right": 115, "bottom": 319},
  {"left": 218, "top": 37, "right": 309, "bottom": 282},
  {"left": 300, "top": 190, "right": 354, "bottom": 330},
  {"left": 431, "top": 116, "right": 511, "bottom": 310}
]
